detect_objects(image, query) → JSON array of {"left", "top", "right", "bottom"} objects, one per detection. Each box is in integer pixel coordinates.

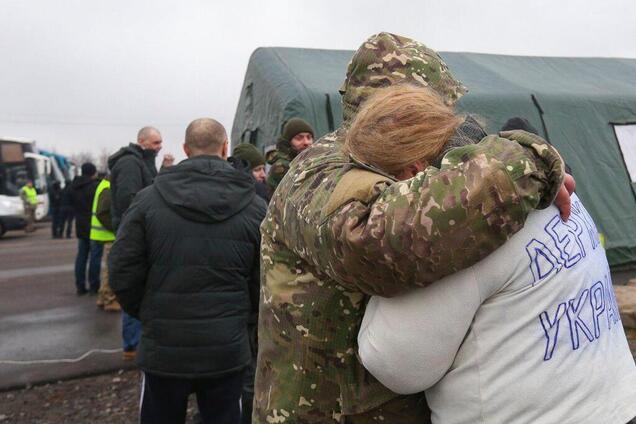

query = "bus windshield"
[
  {"left": 0, "top": 160, "right": 42, "bottom": 196},
  {"left": 0, "top": 139, "right": 47, "bottom": 197},
  {"left": 0, "top": 159, "right": 40, "bottom": 196}
]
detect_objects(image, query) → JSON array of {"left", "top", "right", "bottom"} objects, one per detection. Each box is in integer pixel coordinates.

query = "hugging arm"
[
  {"left": 358, "top": 268, "right": 482, "bottom": 394},
  {"left": 319, "top": 131, "right": 564, "bottom": 297}
]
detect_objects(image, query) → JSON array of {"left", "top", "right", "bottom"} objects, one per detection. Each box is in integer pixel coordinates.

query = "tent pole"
[
  {"left": 325, "top": 94, "right": 335, "bottom": 132},
  {"left": 531, "top": 94, "right": 551, "bottom": 144}
]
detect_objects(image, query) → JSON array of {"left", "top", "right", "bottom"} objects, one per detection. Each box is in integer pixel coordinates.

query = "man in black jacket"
[
  {"left": 110, "top": 118, "right": 266, "bottom": 424},
  {"left": 108, "top": 126, "right": 172, "bottom": 231},
  {"left": 71, "top": 163, "right": 101, "bottom": 295},
  {"left": 108, "top": 126, "right": 173, "bottom": 359},
  {"left": 49, "top": 181, "right": 62, "bottom": 238},
  {"left": 60, "top": 180, "right": 75, "bottom": 238}
]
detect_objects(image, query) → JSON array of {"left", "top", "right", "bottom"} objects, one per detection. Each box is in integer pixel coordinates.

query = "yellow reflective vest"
[
  {"left": 20, "top": 185, "right": 38, "bottom": 205},
  {"left": 90, "top": 179, "right": 115, "bottom": 242}
]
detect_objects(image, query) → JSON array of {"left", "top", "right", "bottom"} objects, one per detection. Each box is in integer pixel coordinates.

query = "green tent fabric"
[
  {"left": 441, "top": 54, "right": 636, "bottom": 269},
  {"left": 231, "top": 47, "right": 351, "bottom": 150},
  {"left": 231, "top": 47, "right": 636, "bottom": 269}
]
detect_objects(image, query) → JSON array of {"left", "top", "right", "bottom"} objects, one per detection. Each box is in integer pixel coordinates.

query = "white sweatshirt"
[{"left": 358, "top": 194, "right": 636, "bottom": 424}]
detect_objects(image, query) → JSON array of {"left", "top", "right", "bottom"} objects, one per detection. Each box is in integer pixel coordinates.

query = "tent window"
[
  {"left": 245, "top": 82, "right": 254, "bottom": 115},
  {"left": 249, "top": 129, "right": 258, "bottom": 145},
  {"left": 241, "top": 129, "right": 257, "bottom": 145},
  {"left": 614, "top": 124, "right": 636, "bottom": 183}
]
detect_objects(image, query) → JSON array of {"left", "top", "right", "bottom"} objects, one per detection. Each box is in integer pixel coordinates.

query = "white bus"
[{"left": 0, "top": 137, "right": 50, "bottom": 236}]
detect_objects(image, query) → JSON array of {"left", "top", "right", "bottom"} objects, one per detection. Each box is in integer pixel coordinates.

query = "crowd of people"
[
  {"left": 45, "top": 32, "right": 636, "bottom": 424},
  {"left": 52, "top": 114, "right": 314, "bottom": 422}
]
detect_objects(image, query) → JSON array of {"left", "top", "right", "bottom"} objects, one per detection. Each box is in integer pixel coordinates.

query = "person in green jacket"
[
  {"left": 20, "top": 180, "right": 39, "bottom": 233},
  {"left": 266, "top": 118, "right": 314, "bottom": 192}
]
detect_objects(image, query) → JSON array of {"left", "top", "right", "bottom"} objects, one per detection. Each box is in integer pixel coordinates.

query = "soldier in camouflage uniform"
[
  {"left": 254, "top": 32, "right": 568, "bottom": 423},
  {"left": 267, "top": 118, "right": 314, "bottom": 192}
]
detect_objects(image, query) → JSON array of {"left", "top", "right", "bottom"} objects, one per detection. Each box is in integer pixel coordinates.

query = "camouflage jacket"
[
  {"left": 254, "top": 125, "right": 565, "bottom": 423},
  {"left": 266, "top": 148, "right": 293, "bottom": 192}
]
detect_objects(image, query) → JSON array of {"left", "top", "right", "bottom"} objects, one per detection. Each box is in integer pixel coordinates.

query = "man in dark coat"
[
  {"left": 108, "top": 126, "right": 171, "bottom": 231},
  {"left": 70, "top": 163, "right": 101, "bottom": 295},
  {"left": 108, "top": 126, "right": 173, "bottom": 359},
  {"left": 110, "top": 118, "right": 266, "bottom": 424},
  {"left": 49, "top": 181, "right": 63, "bottom": 238},
  {"left": 60, "top": 180, "right": 74, "bottom": 238}
]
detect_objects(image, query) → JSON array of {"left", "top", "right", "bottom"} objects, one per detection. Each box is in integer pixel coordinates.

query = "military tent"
[{"left": 231, "top": 47, "right": 636, "bottom": 269}]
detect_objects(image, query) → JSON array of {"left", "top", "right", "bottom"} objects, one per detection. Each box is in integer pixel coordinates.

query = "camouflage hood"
[{"left": 340, "top": 32, "right": 467, "bottom": 122}]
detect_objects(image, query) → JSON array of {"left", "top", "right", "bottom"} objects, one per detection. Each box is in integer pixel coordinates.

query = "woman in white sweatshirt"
[{"left": 350, "top": 85, "right": 636, "bottom": 424}]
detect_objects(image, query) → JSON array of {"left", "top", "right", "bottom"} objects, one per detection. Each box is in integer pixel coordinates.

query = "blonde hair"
[{"left": 344, "top": 84, "right": 462, "bottom": 177}]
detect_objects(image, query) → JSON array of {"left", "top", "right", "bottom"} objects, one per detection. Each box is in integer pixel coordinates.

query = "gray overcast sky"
[{"left": 2, "top": 0, "right": 635, "bottom": 162}]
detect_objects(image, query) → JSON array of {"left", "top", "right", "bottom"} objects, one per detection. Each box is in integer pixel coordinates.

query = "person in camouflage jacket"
[
  {"left": 254, "top": 32, "right": 570, "bottom": 424},
  {"left": 266, "top": 118, "right": 314, "bottom": 192}
]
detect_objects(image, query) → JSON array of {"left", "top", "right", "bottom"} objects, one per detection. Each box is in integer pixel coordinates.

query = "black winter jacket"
[
  {"left": 60, "top": 184, "right": 74, "bottom": 209},
  {"left": 70, "top": 176, "right": 99, "bottom": 239},
  {"left": 228, "top": 156, "right": 270, "bottom": 203},
  {"left": 49, "top": 184, "right": 62, "bottom": 210},
  {"left": 109, "top": 155, "right": 267, "bottom": 378},
  {"left": 108, "top": 143, "right": 157, "bottom": 231}
]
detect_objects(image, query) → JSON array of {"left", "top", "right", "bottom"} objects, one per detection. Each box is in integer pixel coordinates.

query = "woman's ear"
[
  {"left": 396, "top": 160, "right": 426, "bottom": 180},
  {"left": 411, "top": 160, "right": 425, "bottom": 174},
  {"left": 406, "top": 160, "right": 426, "bottom": 178}
]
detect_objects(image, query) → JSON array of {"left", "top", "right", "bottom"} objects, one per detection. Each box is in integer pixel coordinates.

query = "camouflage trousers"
[
  {"left": 97, "top": 243, "right": 119, "bottom": 310},
  {"left": 24, "top": 204, "right": 36, "bottom": 233},
  {"left": 343, "top": 394, "right": 431, "bottom": 424}
]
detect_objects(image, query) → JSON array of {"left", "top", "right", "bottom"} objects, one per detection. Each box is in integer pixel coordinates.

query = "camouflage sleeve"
[
  {"left": 266, "top": 158, "right": 289, "bottom": 191},
  {"left": 319, "top": 130, "right": 565, "bottom": 297}
]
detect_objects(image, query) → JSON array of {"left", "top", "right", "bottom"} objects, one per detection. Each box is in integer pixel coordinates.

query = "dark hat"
[
  {"left": 500, "top": 117, "right": 539, "bottom": 135},
  {"left": 81, "top": 162, "right": 97, "bottom": 177},
  {"left": 280, "top": 118, "right": 314, "bottom": 143},
  {"left": 232, "top": 144, "right": 265, "bottom": 169}
]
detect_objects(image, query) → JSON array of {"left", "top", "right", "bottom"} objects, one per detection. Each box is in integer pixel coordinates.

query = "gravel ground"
[
  {"left": 0, "top": 369, "right": 200, "bottom": 423},
  {"left": 0, "top": 336, "right": 634, "bottom": 424}
]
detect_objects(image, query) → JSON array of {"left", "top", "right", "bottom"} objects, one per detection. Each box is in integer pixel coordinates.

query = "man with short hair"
[
  {"left": 108, "top": 126, "right": 173, "bottom": 359},
  {"left": 110, "top": 118, "right": 266, "bottom": 424},
  {"left": 266, "top": 117, "right": 314, "bottom": 192},
  {"left": 109, "top": 126, "right": 172, "bottom": 231}
]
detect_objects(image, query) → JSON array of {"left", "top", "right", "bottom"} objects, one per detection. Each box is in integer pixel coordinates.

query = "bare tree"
[
  {"left": 96, "top": 148, "right": 111, "bottom": 174},
  {"left": 70, "top": 152, "right": 96, "bottom": 168}
]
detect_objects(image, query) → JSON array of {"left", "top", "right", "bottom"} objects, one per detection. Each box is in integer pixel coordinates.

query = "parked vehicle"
[
  {"left": 39, "top": 149, "right": 78, "bottom": 188},
  {"left": 0, "top": 137, "right": 50, "bottom": 236}
]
